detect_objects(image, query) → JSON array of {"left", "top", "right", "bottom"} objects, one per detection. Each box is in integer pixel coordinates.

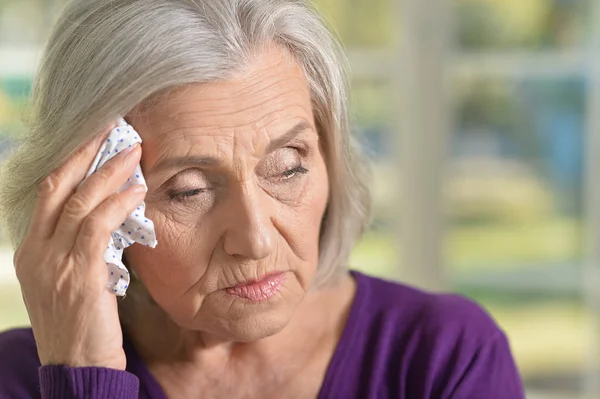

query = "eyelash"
[
  {"left": 169, "top": 188, "right": 206, "bottom": 202},
  {"left": 281, "top": 165, "right": 308, "bottom": 179},
  {"left": 169, "top": 166, "right": 309, "bottom": 202}
]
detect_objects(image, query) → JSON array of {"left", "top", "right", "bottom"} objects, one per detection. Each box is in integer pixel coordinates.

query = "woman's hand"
[{"left": 13, "top": 125, "right": 146, "bottom": 370}]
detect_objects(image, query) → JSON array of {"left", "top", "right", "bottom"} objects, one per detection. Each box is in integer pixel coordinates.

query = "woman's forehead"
[
  {"left": 131, "top": 49, "right": 314, "bottom": 141},
  {"left": 128, "top": 49, "right": 318, "bottom": 173}
]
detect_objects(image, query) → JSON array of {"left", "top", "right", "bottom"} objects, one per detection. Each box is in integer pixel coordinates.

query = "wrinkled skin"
[
  {"left": 125, "top": 48, "right": 328, "bottom": 341},
  {"left": 121, "top": 48, "right": 356, "bottom": 397}
]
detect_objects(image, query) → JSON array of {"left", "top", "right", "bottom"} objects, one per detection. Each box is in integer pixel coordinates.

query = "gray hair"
[{"left": 0, "top": 0, "right": 371, "bottom": 287}]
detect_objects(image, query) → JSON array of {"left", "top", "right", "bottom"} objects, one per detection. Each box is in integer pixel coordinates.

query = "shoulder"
[
  {"left": 352, "top": 271, "right": 501, "bottom": 341},
  {"left": 345, "top": 271, "right": 524, "bottom": 398},
  {"left": 0, "top": 328, "right": 41, "bottom": 398}
]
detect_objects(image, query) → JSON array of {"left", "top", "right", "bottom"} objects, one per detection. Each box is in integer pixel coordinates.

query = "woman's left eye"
[
  {"left": 169, "top": 188, "right": 206, "bottom": 202},
  {"left": 281, "top": 166, "right": 308, "bottom": 180}
]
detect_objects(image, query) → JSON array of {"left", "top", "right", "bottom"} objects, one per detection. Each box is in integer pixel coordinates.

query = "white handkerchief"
[{"left": 83, "top": 117, "right": 158, "bottom": 296}]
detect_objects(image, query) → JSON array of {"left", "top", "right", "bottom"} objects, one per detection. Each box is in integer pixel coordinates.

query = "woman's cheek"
[
  {"left": 261, "top": 175, "right": 311, "bottom": 205},
  {"left": 128, "top": 212, "right": 190, "bottom": 276},
  {"left": 289, "top": 165, "right": 327, "bottom": 214}
]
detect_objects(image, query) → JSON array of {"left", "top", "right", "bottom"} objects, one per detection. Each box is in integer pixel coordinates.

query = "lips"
[{"left": 225, "top": 272, "right": 285, "bottom": 302}]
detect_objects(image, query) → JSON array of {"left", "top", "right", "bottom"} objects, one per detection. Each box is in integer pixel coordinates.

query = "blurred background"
[{"left": 0, "top": 0, "right": 599, "bottom": 397}]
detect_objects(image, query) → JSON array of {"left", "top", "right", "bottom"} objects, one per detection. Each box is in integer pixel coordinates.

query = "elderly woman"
[{"left": 0, "top": 0, "right": 524, "bottom": 398}]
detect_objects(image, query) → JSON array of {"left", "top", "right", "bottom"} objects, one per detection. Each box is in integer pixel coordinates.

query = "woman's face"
[{"left": 124, "top": 48, "right": 329, "bottom": 341}]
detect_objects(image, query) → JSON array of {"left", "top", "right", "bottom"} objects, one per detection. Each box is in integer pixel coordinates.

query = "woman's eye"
[
  {"left": 166, "top": 166, "right": 307, "bottom": 202},
  {"left": 281, "top": 166, "right": 308, "bottom": 180},
  {"left": 169, "top": 188, "right": 206, "bottom": 202}
]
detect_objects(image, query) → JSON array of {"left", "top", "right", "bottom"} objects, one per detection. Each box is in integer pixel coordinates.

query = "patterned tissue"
[{"left": 83, "top": 117, "right": 158, "bottom": 296}]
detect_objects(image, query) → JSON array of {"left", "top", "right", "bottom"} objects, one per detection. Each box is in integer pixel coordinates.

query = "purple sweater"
[{"left": 0, "top": 271, "right": 524, "bottom": 398}]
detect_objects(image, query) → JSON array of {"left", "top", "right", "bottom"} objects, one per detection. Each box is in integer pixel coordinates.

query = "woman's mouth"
[{"left": 225, "top": 272, "right": 286, "bottom": 302}]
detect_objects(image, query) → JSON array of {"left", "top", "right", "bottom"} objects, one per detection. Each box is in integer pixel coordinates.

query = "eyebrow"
[
  {"left": 150, "top": 154, "right": 219, "bottom": 174},
  {"left": 265, "top": 121, "right": 312, "bottom": 153},
  {"left": 150, "top": 121, "right": 313, "bottom": 174}
]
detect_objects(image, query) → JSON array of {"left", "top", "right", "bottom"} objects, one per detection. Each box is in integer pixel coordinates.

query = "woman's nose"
[{"left": 222, "top": 184, "right": 275, "bottom": 260}]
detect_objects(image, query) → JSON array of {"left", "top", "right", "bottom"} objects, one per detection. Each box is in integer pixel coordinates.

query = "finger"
[
  {"left": 53, "top": 143, "right": 141, "bottom": 247},
  {"left": 29, "top": 123, "right": 116, "bottom": 240},
  {"left": 71, "top": 184, "right": 147, "bottom": 266}
]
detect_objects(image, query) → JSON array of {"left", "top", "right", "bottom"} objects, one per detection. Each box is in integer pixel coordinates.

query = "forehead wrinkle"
[
  {"left": 147, "top": 114, "right": 316, "bottom": 168},
  {"left": 138, "top": 69, "right": 311, "bottom": 139},
  {"left": 158, "top": 66, "right": 309, "bottom": 118},
  {"left": 146, "top": 127, "right": 223, "bottom": 160},
  {"left": 144, "top": 127, "right": 224, "bottom": 158},
  {"left": 153, "top": 98, "right": 312, "bottom": 137},
  {"left": 163, "top": 87, "right": 309, "bottom": 126},
  {"left": 252, "top": 123, "right": 273, "bottom": 157},
  {"left": 142, "top": 99, "right": 314, "bottom": 161},
  {"left": 160, "top": 80, "right": 299, "bottom": 117},
  {"left": 229, "top": 71, "right": 308, "bottom": 100},
  {"left": 214, "top": 128, "right": 236, "bottom": 163},
  {"left": 228, "top": 49, "right": 306, "bottom": 91}
]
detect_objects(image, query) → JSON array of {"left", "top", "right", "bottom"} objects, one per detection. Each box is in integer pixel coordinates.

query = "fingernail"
[
  {"left": 132, "top": 184, "right": 146, "bottom": 193},
  {"left": 121, "top": 143, "right": 140, "bottom": 156},
  {"left": 123, "top": 143, "right": 140, "bottom": 154}
]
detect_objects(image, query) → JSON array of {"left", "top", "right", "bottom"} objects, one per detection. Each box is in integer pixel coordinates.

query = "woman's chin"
[
  {"left": 188, "top": 293, "right": 302, "bottom": 342},
  {"left": 228, "top": 314, "right": 292, "bottom": 342},
  {"left": 191, "top": 307, "right": 295, "bottom": 343}
]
